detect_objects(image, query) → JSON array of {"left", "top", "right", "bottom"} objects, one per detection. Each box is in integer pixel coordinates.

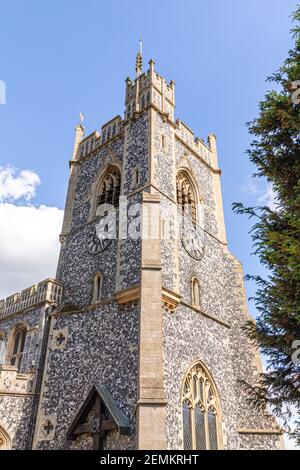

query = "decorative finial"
[
  {"left": 79, "top": 112, "right": 84, "bottom": 123},
  {"left": 135, "top": 39, "right": 143, "bottom": 77}
]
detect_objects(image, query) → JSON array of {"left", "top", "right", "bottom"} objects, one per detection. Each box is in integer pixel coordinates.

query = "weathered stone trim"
[
  {"left": 52, "top": 298, "right": 114, "bottom": 317},
  {"left": 32, "top": 314, "right": 56, "bottom": 449},
  {"left": 137, "top": 398, "right": 167, "bottom": 406},
  {"left": 162, "top": 288, "right": 181, "bottom": 313},
  {"left": 77, "top": 133, "right": 125, "bottom": 164},
  {"left": 114, "top": 286, "right": 140, "bottom": 306},
  {"left": 238, "top": 428, "right": 283, "bottom": 435},
  {"left": 180, "top": 300, "right": 231, "bottom": 328},
  {"left": 51, "top": 327, "right": 69, "bottom": 350},
  {"left": 137, "top": 189, "right": 167, "bottom": 449},
  {"left": 37, "top": 414, "right": 57, "bottom": 442},
  {"left": 175, "top": 135, "right": 220, "bottom": 174},
  {"left": 0, "top": 392, "right": 34, "bottom": 397}
]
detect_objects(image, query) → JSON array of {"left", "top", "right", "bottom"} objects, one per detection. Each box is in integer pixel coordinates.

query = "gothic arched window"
[
  {"left": 10, "top": 325, "right": 27, "bottom": 371},
  {"left": 92, "top": 273, "right": 103, "bottom": 303},
  {"left": 181, "top": 362, "right": 222, "bottom": 450},
  {"left": 96, "top": 166, "right": 121, "bottom": 216},
  {"left": 0, "top": 425, "right": 11, "bottom": 450},
  {"left": 0, "top": 332, "right": 6, "bottom": 365},
  {"left": 176, "top": 171, "right": 197, "bottom": 225},
  {"left": 191, "top": 277, "right": 201, "bottom": 308}
]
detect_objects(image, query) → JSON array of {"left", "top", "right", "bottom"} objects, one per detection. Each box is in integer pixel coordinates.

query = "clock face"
[
  {"left": 181, "top": 218, "right": 205, "bottom": 260},
  {"left": 87, "top": 216, "right": 114, "bottom": 254}
]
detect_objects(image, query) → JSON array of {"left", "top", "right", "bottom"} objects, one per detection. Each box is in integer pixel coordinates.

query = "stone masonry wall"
[
  {"left": 37, "top": 113, "right": 151, "bottom": 449},
  {"left": 0, "top": 395, "right": 34, "bottom": 449},
  {"left": 155, "top": 111, "right": 282, "bottom": 450},
  {"left": 0, "top": 306, "right": 45, "bottom": 449},
  {"left": 35, "top": 303, "right": 139, "bottom": 450}
]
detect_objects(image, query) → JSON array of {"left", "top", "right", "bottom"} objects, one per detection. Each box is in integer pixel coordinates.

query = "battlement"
[
  {"left": 74, "top": 61, "right": 215, "bottom": 167},
  {"left": 0, "top": 279, "right": 63, "bottom": 319},
  {"left": 78, "top": 115, "right": 123, "bottom": 160},
  {"left": 125, "top": 59, "right": 175, "bottom": 121},
  {"left": 175, "top": 120, "right": 212, "bottom": 165}
]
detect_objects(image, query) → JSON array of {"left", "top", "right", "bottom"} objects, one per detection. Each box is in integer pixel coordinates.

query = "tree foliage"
[{"left": 233, "top": 6, "right": 300, "bottom": 443}]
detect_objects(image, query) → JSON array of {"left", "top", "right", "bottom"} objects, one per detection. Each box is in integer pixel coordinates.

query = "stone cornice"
[
  {"left": 113, "top": 285, "right": 140, "bottom": 306},
  {"left": 142, "top": 192, "right": 161, "bottom": 203},
  {"left": 0, "top": 392, "right": 35, "bottom": 397},
  {"left": 76, "top": 132, "right": 124, "bottom": 165},
  {"left": 175, "top": 134, "right": 220, "bottom": 175},
  {"left": 52, "top": 297, "right": 114, "bottom": 317},
  {"left": 238, "top": 428, "right": 283, "bottom": 435},
  {"left": 162, "top": 288, "right": 182, "bottom": 313},
  {"left": 180, "top": 300, "right": 231, "bottom": 329},
  {"left": 49, "top": 286, "right": 232, "bottom": 322}
]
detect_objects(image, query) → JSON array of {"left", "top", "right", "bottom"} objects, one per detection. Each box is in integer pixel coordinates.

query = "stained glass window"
[
  {"left": 181, "top": 362, "right": 221, "bottom": 450},
  {"left": 182, "top": 402, "right": 193, "bottom": 450}
]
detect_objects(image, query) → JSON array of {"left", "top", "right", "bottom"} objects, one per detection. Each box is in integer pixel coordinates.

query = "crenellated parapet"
[
  {"left": 175, "top": 120, "right": 213, "bottom": 166},
  {"left": 0, "top": 279, "right": 63, "bottom": 320},
  {"left": 125, "top": 58, "right": 175, "bottom": 121}
]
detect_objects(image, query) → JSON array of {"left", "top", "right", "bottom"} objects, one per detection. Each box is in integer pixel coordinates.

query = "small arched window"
[
  {"left": 0, "top": 332, "right": 6, "bottom": 365},
  {"left": 96, "top": 166, "right": 121, "bottom": 215},
  {"left": 176, "top": 171, "right": 197, "bottom": 225},
  {"left": 191, "top": 278, "right": 201, "bottom": 308},
  {"left": 92, "top": 273, "right": 103, "bottom": 303},
  {"left": 10, "top": 325, "right": 27, "bottom": 371},
  {"left": 182, "top": 361, "right": 222, "bottom": 450}
]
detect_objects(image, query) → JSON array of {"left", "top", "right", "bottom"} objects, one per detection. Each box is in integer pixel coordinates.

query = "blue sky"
[{"left": 0, "top": 0, "right": 298, "bottom": 447}]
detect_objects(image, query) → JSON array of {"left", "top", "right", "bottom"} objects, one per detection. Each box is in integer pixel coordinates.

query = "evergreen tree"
[{"left": 233, "top": 7, "right": 300, "bottom": 443}]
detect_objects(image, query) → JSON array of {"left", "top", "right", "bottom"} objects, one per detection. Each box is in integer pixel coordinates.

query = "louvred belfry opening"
[
  {"left": 176, "top": 171, "right": 197, "bottom": 225},
  {"left": 96, "top": 166, "right": 121, "bottom": 213}
]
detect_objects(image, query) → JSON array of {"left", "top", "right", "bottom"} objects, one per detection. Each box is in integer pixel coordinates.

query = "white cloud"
[
  {"left": 244, "top": 177, "right": 277, "bottom": 211},
  {"left": 0, "top": 165, "right": 41, "bottom": 202},
  {"left": 0, "top": 166, "right": 64, "bottom": 300},
  {"left": 0, "top": 203, "right": 64, "bottom": 299}
]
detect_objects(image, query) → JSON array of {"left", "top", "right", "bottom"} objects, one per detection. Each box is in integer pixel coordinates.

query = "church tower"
[{"left": 30, "top": 51, "right": 284, "bottom": 450}]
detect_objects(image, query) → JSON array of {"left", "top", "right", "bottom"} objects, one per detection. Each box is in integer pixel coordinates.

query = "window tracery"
[{"left": 182, "top": 362, "right": 221, "bottom": 450}]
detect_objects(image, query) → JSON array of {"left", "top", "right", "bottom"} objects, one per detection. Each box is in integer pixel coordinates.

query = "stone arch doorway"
[{"left": 0, "top": 425, "right": 12, "bottom": 450}]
